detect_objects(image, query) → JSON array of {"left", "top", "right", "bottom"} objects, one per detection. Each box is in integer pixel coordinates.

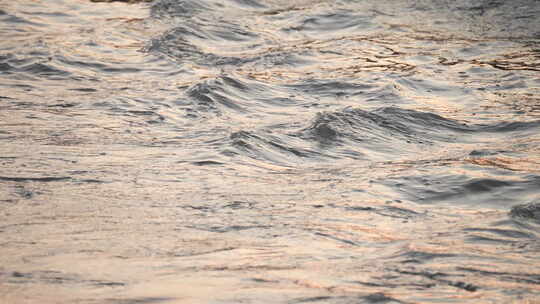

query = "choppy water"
[{"left": 1, "top": 0, "right": 540, "bottom": 303}]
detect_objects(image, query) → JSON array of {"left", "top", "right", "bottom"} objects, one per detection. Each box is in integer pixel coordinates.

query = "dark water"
[{"left": 1, "top": 0, "right": 540, "bottom": 303}]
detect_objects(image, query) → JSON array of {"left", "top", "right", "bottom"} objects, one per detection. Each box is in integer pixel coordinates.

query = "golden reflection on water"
[{"left": 1, "top": 0, "right": 540, "bottom": 303}]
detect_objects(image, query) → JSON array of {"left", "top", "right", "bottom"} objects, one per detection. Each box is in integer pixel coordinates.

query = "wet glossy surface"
[{"left": 1, "top": 0, "right": 540, "bottom": 303}]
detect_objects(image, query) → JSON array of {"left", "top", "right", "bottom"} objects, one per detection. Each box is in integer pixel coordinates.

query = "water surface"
[{"left": 1, "top": 0, "right": 540, "bottom": 303}]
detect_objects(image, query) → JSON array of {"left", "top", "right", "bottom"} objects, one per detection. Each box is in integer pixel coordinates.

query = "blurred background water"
[{"left": 0, "top": 0, "right": 539, "bottom": 303}]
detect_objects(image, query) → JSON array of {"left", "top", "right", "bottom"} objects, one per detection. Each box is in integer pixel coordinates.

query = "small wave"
[
  {"left": 56, "top": 55, "right": 141, "bottom": 74},
  {"left": 0, "top": 55, "right": 71, "bottom": 80},
  {"left": 284, "top": 11, "right": 378, "bottom": 36},
  {"left": 510, "top": 202, "right": 540, "bottom": 222},
  {"left": 23, "top": 62, "right": 70, "bottom": 78},
  {"left": 146, "top": 28, "right": 245, "bottom": 66},
  {"left": 0, "top": 10, "right": 44, "bottom": 26},
  {"left": 286, "top": 80, "right": 376, "bottom": 98},
  {"left": 176, "top": 75, "right": 298, "bottom": 117},
  {"left": 229, "top": 130, "right": 323, "bottom": 165},
  {"left": 150, "top": 0, "right": 208, "bottom": 19},
  {"left": 186, "top": 79, "right": 248, "bottom": 113},
  {"left": 384, "top": 173, "right": 540, "bottom": 208},
  {"left": 480, "top": 120, "right": 540, "bottom": 133},
  {"left": 229, "top": 0, "right": 266, "bottom": 9},
  {"left": 298, "top": 107, "right": 470, "bottom": 146}
]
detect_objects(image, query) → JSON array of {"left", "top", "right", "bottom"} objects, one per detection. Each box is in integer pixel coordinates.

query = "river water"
[{"left": 1, "top": 0, "right": 540, "bottom": 303}]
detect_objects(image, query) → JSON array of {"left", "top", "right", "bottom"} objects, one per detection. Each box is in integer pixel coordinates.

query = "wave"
[{"left": 219, "top": 106, "right": 540, "bottom": 165}]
